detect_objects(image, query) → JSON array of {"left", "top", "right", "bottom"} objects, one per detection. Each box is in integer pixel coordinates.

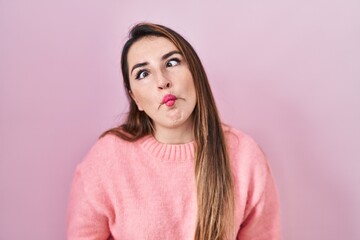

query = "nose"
[{"left": 157, "top": 72, "right": 172, "bottom": 90}]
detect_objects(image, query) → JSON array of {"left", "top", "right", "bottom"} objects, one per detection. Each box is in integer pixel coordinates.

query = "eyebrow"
[
  {"left": 161, "top": 50, "right": 181, "bottom": 61},
  {"left": 130, "top": 62, "right": 148, "bottom": 75},
  {"left": 130, "top": 50, "right": 182, "bottom": 75}
]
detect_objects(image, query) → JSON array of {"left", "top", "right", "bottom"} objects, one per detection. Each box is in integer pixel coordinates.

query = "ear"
[{"left": 129, "top": 90, "right": 144, "bottom": 111}]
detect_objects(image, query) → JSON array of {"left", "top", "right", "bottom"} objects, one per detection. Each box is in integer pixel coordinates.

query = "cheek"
[
  {"left": 131, "top": 88, "right": 155, "bottom": 109},
  {"left": 130, "top": 87, "right": 146, "bottom": 110},
  {"left": 186, "top": 77, "right": 196, "bottom": 96}
]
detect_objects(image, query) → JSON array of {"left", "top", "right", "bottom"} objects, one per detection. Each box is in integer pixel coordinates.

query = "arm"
[
  {"left": 237, "top": 160, "right": 282, "bottom": 240},
  {"left": 66, "top": 168, "right": 111, "bottom": 240}
]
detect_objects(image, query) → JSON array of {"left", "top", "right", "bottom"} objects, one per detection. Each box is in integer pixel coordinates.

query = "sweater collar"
[{"left": 138, "top": 135, "right": 195, "bottom": 161}]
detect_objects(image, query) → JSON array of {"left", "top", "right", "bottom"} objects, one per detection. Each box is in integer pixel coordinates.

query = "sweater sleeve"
[
  {"left": 237, "top": 158, "right": 282, "bottom": 240},
  {"left": 66, "top": 167, "right": 111, "bottom": 240}
]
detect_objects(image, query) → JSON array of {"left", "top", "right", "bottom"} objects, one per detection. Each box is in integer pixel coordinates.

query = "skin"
[{"left": 127, "top": 36, "right": 197, "bottom": 144}]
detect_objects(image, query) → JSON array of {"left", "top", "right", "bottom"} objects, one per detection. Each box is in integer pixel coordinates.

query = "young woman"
[{"left": 67, "top": 23, "right": 281, "bottom": 240}]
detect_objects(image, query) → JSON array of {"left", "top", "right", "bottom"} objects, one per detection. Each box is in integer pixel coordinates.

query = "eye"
[
  {"left": 135, "top": 70, "right": 149, "bottom": 80},
  {"left": 166, "top": 58, "right": 180, "bottom": 67}
]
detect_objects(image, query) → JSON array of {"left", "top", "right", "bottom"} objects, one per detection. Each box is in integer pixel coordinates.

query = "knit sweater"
[{"left": 67, "top": 126, "right": 281, "bottom": 239}]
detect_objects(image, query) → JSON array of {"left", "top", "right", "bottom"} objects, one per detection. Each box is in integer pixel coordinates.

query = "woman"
[{"left": 67, "top": 23, "right": 281, "bottom": 240}]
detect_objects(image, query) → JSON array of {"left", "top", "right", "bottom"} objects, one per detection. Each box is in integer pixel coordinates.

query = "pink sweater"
[{"left": 67, "top": 126, "right": 281, "bottom": 239}]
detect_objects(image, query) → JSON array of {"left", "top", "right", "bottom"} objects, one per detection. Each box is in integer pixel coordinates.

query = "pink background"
[{"left": 1, "top": 0, "right": 359, "bottom": 239}]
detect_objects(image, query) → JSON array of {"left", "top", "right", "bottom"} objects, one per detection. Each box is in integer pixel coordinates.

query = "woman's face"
[{"left": 127, "top": 36, "right": 197, "bottom": 140}]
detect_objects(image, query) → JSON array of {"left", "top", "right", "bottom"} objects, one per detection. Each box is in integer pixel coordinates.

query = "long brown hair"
[{"left": 101, "top": 23, "right": 234, "bottom": 239}]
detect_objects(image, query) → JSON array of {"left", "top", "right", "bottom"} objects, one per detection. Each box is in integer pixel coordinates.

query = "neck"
[{"left": 153, "top": 120, "right": 194, "bottom": 144}]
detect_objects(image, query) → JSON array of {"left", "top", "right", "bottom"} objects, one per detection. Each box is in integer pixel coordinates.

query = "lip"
[
  {"left": 162, "top": 94, "right": 177, "bottom": 104},
  {"left": 161, "top": 94, "right": 177, "bottom": 107}
]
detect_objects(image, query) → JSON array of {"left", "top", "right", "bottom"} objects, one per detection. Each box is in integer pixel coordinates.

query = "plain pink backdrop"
[{"left": 1, "top": 0, "right": 359, "bottom": 239}]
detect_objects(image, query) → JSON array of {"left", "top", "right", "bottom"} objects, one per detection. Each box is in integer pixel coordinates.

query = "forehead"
[{"left": 127, "top": 36, "right": 179, "bottom": 65}]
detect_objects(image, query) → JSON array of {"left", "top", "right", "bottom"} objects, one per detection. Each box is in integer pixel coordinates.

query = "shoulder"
[
  {"left": 222, "top": 124, "right": 270, "bottom": 181},
  {"left": 222, "top": 124, "right": 265, "bottom": 160},
  {"left": 75, "top": 134, "right": 132, "bottom": 178}
]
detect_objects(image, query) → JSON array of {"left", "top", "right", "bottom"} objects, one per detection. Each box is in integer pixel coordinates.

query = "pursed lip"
[{"left": 162, "top": 94, "right": 177, "bottom": 104}]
